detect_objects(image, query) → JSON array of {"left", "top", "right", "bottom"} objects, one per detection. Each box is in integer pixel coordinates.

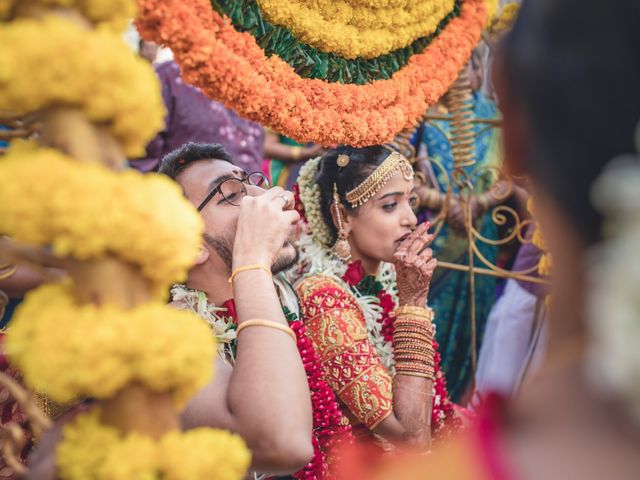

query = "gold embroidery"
[{"left": 297, "top": 275, "right": 394, "bottom": 429}]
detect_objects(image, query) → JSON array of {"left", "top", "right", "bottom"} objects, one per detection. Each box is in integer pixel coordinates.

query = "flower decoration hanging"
[
  {"left": 57, "top": 409, "right": 251, "bottom": 480},
  {"left": 212, "top": 0, "right": 461, "bottom": 84},
  {"left": 0, "top": 0, "right": 136, "bottom": 30},
  {"left": 256, "top": 0, "right": 457, "bottom": 59},
  {"left": 136, "top": 0, "right": 490, "bottom": 147},
  {"left": 0, "top": 143, "right": 203, "bottom": 296},
  {"left": 0, "top": 15, "right": 164, "bottom": 156},
  {"left": 6, "top": 281, "right": 215, "bottom": 407}
]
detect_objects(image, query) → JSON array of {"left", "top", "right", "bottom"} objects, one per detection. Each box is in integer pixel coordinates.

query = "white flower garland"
[
  {"left": 170, "top": 279, "right": 301, "bottom": 364},
  {"left": 297, "top": 156, "right": 334, "bottom": 247},
  {"left": 170, "top": 284, "right": 236, "bottom": 361},
  {"left": 588, "top": 159, "right": 640, "bottom": 423}
]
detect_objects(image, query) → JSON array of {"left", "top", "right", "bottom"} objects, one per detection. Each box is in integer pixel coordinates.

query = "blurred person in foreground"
[{"left": 342, "top": 0, "right": 640, "bottom": 478}]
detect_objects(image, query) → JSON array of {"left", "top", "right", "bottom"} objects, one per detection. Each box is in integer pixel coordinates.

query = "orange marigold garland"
[{"left": 136, "top": 0, "right": 487, "bottom": 147}]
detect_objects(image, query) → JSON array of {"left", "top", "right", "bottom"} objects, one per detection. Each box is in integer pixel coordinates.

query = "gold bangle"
[
  {"left": 228, "top": 264, "right": 272, "bottom": 284},
  {"left": 394, "top": 325, "right": 430, "bottom": 331},
  {"left": 395, "top": 305, "right": 434, "bottom": 320},
  {"left": 236, "top": 319, "right": 297, "bottom": 343},
  {"left": 395, "top": 370, "right": 435, "bottom": 381}
]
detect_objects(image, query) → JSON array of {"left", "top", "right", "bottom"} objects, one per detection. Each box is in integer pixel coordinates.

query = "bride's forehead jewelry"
[{"left": 345, "top": 151, "right": 414, "bottom": 207}]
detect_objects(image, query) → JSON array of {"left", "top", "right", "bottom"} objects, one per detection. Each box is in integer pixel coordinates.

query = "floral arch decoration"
[{"left": 136, "top": 0, "right": 497, "bottom": 146}]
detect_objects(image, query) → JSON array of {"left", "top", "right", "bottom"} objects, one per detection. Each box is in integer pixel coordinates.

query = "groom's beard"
[{"left": 204, "top": 233, "right": 298, "bottom": 274}]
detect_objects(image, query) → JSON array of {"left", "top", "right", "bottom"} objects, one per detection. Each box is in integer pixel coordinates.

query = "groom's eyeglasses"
[{"left": 197, "top": 172, "right": 269, "bottom": 211}]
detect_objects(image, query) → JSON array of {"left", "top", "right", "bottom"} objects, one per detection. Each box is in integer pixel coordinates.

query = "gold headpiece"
[{"left": 345, "top": 151, "right": 414, "bottom": 207}]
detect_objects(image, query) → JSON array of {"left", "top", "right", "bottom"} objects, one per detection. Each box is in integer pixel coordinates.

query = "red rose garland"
[
  {"left": 342, "top": 261, "right": 366, "bottom": 287},
  {"left": 289, "top": 321, "right": 354, "bottom": 479},
  {"left": 222, "top": 299, "right": 353, "bottom": 479}
]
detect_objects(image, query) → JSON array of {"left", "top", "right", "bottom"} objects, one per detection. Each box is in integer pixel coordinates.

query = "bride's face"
[{"left": 343, "top": 171, "right": 419, "bottom": 264}]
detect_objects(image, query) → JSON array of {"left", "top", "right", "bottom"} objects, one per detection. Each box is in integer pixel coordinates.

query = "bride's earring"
[{"left": 332, "top": 184, "right": 352, "bottom": 262}]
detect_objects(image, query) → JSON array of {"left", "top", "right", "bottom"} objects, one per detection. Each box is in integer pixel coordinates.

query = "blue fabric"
[
  {"left": 0, "top": 125, "right": 10, "bottom": 149},
  {"left": 1, "top": 298, "right": 22, "bottom": 329}
]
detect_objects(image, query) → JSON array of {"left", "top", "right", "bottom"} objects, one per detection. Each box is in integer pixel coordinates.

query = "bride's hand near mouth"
[{"left": 393, "top": 222, "right": 437, "bottom": 307}]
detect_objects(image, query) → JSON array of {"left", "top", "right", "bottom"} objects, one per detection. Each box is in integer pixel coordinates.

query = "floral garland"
[
  {"left": 212, "top": 0, "right": 461, "bottom": 84},
  {"left": 289, "top": 318, "right": 354, "bottom": 479},
  {"left": 170, "top": 281, "right": 354, "bottom": 480},
  {"left": 1, "top": 3, "right": 250, "bottom": 478},
  {"left": 57, "top": 409, "right": 250, "bottom": 480},
  {"left": 171, "top": 284, "right": 238, "bottom": 360},
  {"left": 0, "top": 0, "right": 136, "bottom": 30},
  {"left": 0, "top": 15, "right": 164, "bottom": 156},
  {"left": 5, "top": 281, "right": 215, "bottom": 407},
  {"left": 256, "top": 0, "right": 456, "bottom": 59},
  {"left": 296, "top": 157, "right": 334, "bottom": 247},
  {"left": 0, "top": 143, "right": 203, "bottom": 297},
  {"left": 488, "top": 2, "right": 520, "bottom": 36},
  {"left": 136, "top": 0, "right": 486, "bottom": 147},
  {"left": 588, "top": 161, "right": 640, "bottom": 424},
  {"left": 341, "top": 0, "right": 443, "bottom": 7},
  {"left": 483, "top": 0, "right": 499, "bottom": 27}
]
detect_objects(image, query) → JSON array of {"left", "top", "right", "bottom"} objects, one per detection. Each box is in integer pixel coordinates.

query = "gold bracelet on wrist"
[
  {"left": 395, "top": 370, "right": 436, "bottom": 381},
  {"left": 228, "top": 264, "right": 272, "bottom": 284},
  {"left": 394, "top": 305, "right": 434, "bottom": 321},
  {"left": 236, "top": 319, "right": 297, "bottom": 343}
]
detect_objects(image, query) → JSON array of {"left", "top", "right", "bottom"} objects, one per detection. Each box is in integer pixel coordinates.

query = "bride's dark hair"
[{"left": 315, "top": 145, "right": 394, "bottom": 241}]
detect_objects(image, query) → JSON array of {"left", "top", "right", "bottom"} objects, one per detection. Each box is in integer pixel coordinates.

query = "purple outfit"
[
  {"left": 130, "top": 61, "right": 264, "bottom": 173},
  {"left": 512, "top": 239, "right": 547, "bottom": 298}
]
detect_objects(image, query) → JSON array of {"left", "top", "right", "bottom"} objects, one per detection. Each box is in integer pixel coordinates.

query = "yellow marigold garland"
[
  {"left": 343, "top": 0, "right": 426, "bottom": 7},
  {"left": 483, "top": 0, "right": 499, "bottom": 27},
  {"left": 0, "top": 143, "right": 203, "bottom": 296},
  {"left": 488, "top": 2, "right": 520, "bottom": 35},
  {"left": 257, "top": 0, "right": 456, "bottom": 59},
  {"left": 0, "top": 0, "right": 135, "bottom": 30},
  {"left": 0, "top": 1, "right": 251, "bottom": 477},
  {"left": 6, "top": 281, "right": 215, "bottom": 407},
  {"left": 0, "top": 15, "right": 164, "bottom": 156},
  {"left": 57, "top": 410, "right": 251, "bottom": 480}
]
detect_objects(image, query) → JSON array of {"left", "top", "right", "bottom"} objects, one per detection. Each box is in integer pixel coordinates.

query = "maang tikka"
[{"left": 332, "top": 183, "right": 352, "bottom": 262}]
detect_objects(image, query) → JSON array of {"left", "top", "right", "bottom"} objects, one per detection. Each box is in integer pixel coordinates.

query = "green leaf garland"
[{"left": 211, "top": 0, "right": 461, "bottom": 85}]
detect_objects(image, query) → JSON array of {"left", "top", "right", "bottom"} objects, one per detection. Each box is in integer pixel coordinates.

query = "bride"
[{"left": 292, "top": 145, "right": 462, "bottom": 456}]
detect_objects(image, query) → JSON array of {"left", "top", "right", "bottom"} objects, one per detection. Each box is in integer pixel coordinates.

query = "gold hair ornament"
[{"left": 345, "top": 151, "right": 414, "bottom": 207}]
